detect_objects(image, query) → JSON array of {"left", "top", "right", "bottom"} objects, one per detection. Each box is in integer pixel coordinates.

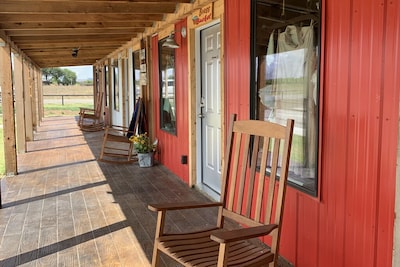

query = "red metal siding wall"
[
  {"left": 224, "top": 0, "right": 251, "bottom": 121},
  {"left": 224, "top": 0, "right": 400, "bottom": 266},
  {"left": 151, "top": 19, "right": 190, "bottom": 183}
]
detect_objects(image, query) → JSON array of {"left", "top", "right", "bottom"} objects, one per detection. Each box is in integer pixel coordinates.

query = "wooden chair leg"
[
  {"left": 152, "top": 211, "right": 166, "bottom": 267},
  {"left": 217, "top": 243, "right": 228, "bottom": 267},
  {"left": 127, "top": 143, "right": 133, "bottom": 161},
  {"left": 99, "top": 129, "right": 109, "bottom": 160},
  {"left": 151, "top": 246, "right": 160, "bottom": 267}
]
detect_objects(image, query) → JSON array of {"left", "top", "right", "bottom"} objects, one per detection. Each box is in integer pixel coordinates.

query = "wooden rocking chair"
[
  {"left": 98, "top": 98, "right": 144, "bottom": 163},
  {"left": 78, "top": 91, "right": 104, "bottom": 131},
  {"left": 148, "top": 114, "right": 294, "bottom": 267}
]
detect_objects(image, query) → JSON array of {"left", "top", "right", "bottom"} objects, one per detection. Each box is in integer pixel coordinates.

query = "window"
[
  {"left": 251, "top": 0, "right": 321, "bottom": 196},
  {"left": 104, "top": 65, "right": 108, "bottom": 106},
  {"left": 158, "top": 37, "right": 176, "bottom": 134},
  {"left": 113, "top": 63, "right": 119, "bottom": 111},
  {"left": 132, "top": 50, "right": 141, "bottom": 100}
]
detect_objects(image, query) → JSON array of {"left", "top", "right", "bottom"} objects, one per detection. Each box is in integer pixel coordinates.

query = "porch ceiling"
[{"left": 0, "top": 0, "right": 192, "bottom": 68}]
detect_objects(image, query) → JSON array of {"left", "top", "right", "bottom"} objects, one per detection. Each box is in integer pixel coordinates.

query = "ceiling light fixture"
[
  {"left": 162, "top": 33, "right": 179, "bottom": 49},
  {"left": 72, "top": 47, "right": 79, "bottom": 57}
]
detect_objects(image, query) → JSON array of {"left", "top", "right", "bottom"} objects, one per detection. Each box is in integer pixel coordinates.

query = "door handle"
[{"left": 198, "top": 113, "right": 205, "bottom": 118}]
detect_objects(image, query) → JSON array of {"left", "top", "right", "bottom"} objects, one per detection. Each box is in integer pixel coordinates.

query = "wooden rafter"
[{"left": 0, "top": 0, "right": 193, "bottom": 67}]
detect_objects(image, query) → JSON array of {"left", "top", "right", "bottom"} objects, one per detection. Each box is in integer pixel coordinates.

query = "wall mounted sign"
[{"left": 192, "top": 3, "right": 213, "bottom": 27}]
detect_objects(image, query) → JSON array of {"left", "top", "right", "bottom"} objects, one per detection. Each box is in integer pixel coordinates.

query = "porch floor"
[{"left": 0, "top": 116, "right": 219, "bottom": 267}]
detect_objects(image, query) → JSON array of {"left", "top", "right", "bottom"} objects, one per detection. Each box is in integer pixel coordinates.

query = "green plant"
[{"left": 129, "top": 133, "right": 156, "bottom": 153}]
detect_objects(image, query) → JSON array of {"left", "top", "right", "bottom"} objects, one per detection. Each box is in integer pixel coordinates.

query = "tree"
[
  {"left": 61, "top": 69, "right": 77, "bottom": 85},
  {"left": 41, "top": 67, "right": 77, "bottom": 85}
]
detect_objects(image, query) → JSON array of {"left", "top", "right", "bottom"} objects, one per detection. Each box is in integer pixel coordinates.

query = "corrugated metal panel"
[
  {"left": 224, "top": 0, "right": 250, "bottom": 121},
  {"left": 151, "top": 19, "right": 190, "bottom": 183},
  {"left": 376, "top": 0, "right": 400, "bottom": 265},
  {"left": 342, "top": 0, "right": 385, "bottom": 265},
  {"left": 224, "top": 0, "right": 400, "bottom": 266}
]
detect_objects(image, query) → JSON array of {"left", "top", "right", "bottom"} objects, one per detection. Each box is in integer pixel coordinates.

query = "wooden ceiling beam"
[
  {"left": 18, "top": 42, "right": 123, "bottom": 50},
  {"left": 27, "top": 48, "right": 114, "bottom": 57},
  {"left": 0, "top": 0, "right": 195, "bottom": 67},
  {"left": 6, "top": 28, "right": 144, "bottom": 37},
  {"left": 0, "top": 22, "right": 153, "bottom": 30},
  {"left": 20, "top": 42, "right": 122, "bottom": 50},
  {"left": 0, "top": 14, "right": 164, "bottom": 23},
  {"left": 0, "top": 1, "right": 177, "bottom": 14},
  {"left": 11, "top": 35, "right": 134, "bottom": 43},
  {"left": 34, "top": 59, "right": 101, "bottom": 68},
  {"left": 5, "top": 0, "right": 191, "bottom": 3}
]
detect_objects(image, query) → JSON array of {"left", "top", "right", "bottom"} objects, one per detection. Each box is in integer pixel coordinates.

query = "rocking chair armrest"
[
  {"left": 104, "top": 125, "right": 133, "bottom": 136},
  {"left": 80, "top": 107, "right": 95, "bottom": 113},
  {"left": 210, "top": 224, "right": 278, "bottom": 244},
  {"left": 108, "top": 125, "right": 130, "bottom": 132},
  {"left": 80, "top": 108, "right": 96, "bottom": 116},
  {"left": 148, "top": 201, "right": 223, "bottom": 212}
]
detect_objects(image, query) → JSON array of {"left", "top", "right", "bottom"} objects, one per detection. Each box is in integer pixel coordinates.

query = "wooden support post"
[
  {"left": 31, "top": 68, "right": 38, "bottom": 130},
  {"left": 0, "top": 40, "right": 18, "bottom": 177},
  {"left": 36, "top": 68, "right": 43, "bottom": 123},
  {"left": 107, "top": 58, "right": 113, "bottom": 125},
  {"left": 23, "top": 61, "right": 34, "bottom": 141},
  {"left": 121, "top": 56, "right": 127, "bottom": 126},
  {"left": 13, "top": 54, "right": 27, "bottom": 154}
]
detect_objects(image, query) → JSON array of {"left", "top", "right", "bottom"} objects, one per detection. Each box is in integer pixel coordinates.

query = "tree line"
[{"left": 42, "top": 67, "right": 78, "bottom": 85}]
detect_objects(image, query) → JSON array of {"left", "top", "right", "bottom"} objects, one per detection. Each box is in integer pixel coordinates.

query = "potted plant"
[{"left": 129, "top": 132, "right": 157, "bottom": 167}]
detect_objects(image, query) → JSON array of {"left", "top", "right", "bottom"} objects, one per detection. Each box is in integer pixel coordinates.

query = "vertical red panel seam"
[
  {"left": 343, "top": 0, "right": 354, "bottom": 265},
  {"left": 373, "top": 1, "right": 388, "bottom": 265}
]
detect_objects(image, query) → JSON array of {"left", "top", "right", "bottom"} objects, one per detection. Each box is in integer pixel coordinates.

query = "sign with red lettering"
[{"left": 191, "top": 3, "right": 213, "bottom": 26}]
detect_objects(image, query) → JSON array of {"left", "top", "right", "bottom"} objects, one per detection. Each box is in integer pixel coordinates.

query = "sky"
[{"left": 62, "top": 65, "right": 93, "bottom": 81}]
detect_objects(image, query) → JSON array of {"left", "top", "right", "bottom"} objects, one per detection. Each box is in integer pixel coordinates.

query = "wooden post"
[
  {"left": 107, "top": 58, "right": 113, "bottom": 125},
  {"left": 23, "top": 61, "right": 34, "bottom": 141},
  {"left": 36, "top": 68, "right": 44, "bottom": 122},
  {"left": 121, "top": 55, "right": 127, "bottom": 126},
  {"left": 13, "top": 54, "right": 27, "bottom": 154},
  {"left": 0, "top": 40, "right": 18, "bottom": 178},
  {"left": 31, "top": 68, "right": 38, "bottom": 130}
]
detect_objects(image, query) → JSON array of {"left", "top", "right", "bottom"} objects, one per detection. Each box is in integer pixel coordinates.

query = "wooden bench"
[{"left": 149, "top": 114, "right": 294, "bottom": 267}]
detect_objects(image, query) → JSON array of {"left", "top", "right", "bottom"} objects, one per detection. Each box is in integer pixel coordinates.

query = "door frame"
[{"left": 194, "top": 19, "right": 222, "bottom": 201}]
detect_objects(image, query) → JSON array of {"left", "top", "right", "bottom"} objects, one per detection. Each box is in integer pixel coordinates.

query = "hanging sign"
[{"left": 191, "top": 3, "right": 213, "bottom": 26}]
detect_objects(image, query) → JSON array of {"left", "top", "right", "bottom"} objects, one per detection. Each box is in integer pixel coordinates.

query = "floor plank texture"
[{"left": 0, "top": 116, "right": 218, "bottom": 267}]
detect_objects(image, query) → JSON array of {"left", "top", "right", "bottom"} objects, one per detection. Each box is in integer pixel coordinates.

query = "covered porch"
[{"left": 0, "top": 116, "right": 219, "bottom": 266}]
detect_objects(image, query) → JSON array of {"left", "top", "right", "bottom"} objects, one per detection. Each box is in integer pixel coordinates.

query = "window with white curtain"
[{"left": 251, "top": 0, "right": 321, "bottom": 196}]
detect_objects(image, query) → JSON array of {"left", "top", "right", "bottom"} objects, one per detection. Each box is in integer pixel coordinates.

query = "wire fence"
[{"left": 43, "top": 94, "right": 93, "bottom": 105}]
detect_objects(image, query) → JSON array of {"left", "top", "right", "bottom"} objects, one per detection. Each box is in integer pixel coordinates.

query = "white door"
[{"left": 199, "top": 23, "right": 222, "bottom": 196}]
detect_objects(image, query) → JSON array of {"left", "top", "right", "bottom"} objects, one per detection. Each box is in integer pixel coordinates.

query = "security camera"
[{"left": 72, "top": 48, "right": 79, "bottom": 57}]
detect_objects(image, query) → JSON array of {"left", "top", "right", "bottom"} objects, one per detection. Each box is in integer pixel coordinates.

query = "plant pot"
[{"left": 137, "top": 152, "right": 154, "bottom": 167}]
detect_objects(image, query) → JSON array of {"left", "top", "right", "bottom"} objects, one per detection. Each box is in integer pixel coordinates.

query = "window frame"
[
  {"left": 250, "top": 0, "right": 322, "bottom": 196},
  {"left": 158, "top": 36, "right": 177, "bottom": 135},
  {"left": 113, "top": 63, "right": 119, "bottom": 112},
  {"left": 132, "top": 50, "right": 141, "bottom": 101}
]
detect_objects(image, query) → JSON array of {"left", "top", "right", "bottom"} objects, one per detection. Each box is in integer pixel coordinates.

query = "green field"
[{"left": 44, "top": 103, "right": 93, "bottom": 117}]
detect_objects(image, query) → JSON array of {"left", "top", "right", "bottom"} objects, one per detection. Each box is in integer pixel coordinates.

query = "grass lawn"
[{"left": 44, "top": 103, "right": 93, "bottom": 117}]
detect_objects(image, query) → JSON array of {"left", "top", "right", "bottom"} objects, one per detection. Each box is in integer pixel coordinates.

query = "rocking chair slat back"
[{"left": 220, "top": 115, "right": 294, "bottom": 227}]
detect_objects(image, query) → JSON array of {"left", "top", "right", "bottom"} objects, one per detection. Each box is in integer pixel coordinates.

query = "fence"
[{"left": 43, "top": 94, "right": 93, "bottom": 105}]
